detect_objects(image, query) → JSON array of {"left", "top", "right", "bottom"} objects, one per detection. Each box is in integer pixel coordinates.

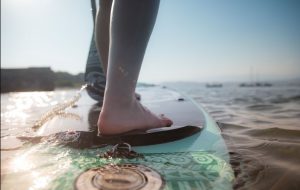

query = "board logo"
[{"left": 75, "top": 164, "right": 164, "bottom": 190}]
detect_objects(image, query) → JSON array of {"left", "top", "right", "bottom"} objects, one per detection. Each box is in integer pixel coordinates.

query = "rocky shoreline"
[{"left": 1, "top": 67, "right": 84, "bottom": 93}]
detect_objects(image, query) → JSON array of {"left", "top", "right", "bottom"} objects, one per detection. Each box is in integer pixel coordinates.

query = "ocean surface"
[{"left": 1, "top": 81, "right": 300, "bottom": 189}]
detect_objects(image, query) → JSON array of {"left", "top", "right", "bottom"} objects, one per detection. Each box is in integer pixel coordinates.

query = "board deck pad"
[{"left": 2, "top": 86, "right": 234, "bottom": 190}]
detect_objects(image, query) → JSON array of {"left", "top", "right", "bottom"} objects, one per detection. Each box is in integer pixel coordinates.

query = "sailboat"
[{"left": 239, "top": 67, "right": 272, "bottom": 87}]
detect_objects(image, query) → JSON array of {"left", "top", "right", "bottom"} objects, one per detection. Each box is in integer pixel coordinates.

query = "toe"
[{"left": 159, "top": 115, "right": 173, "bottom": 127}]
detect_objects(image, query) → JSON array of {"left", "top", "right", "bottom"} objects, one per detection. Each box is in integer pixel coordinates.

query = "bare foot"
[{"left": 98, "top": 98, "right": 173, "bottom": 135}]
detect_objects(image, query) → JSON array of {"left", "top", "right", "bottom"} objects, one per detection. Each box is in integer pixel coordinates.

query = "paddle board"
[{"left": 2, "top": 86, "right": 234, "bottom": 190}]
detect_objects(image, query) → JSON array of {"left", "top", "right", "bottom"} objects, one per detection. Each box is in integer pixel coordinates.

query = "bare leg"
[
  {"left": 98, "top": 0, "right": 172, "bottom": 135},
  {"left": 95, "top": 0, "right": 141, "bottom": 100}
]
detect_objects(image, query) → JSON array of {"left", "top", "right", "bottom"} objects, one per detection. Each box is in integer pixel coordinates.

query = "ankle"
[{"left": 104, "top": 88, "right": 135, "bottom": 106}]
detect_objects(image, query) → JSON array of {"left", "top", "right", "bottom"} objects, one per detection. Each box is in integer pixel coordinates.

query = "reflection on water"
[
  {"left": 31, "top": 172, "right": 50, "bottom": 190},
  {"left": 12, "top": 150, "right": 34, "bottom": 172},
  {"left": 1, "top": 82, "right": 300, "bottom": 189},
  {"left": 1, "top": 90, "right": 77, "bottom": 137},
  {"left": 1, "top": 89, "right": 78, "bottom": 172}
]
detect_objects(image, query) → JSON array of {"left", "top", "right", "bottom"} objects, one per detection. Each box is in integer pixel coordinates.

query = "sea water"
[
  {"left": 166, "top": 80, "right": 300, "bottom": 190},
  {"left": 1, "top": 81, "right": 300, "bottom": 190}
]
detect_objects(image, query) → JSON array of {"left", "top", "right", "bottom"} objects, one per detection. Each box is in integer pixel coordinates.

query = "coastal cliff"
[{"left": 1, "top": 67, "right": 84, "bottom": 93}]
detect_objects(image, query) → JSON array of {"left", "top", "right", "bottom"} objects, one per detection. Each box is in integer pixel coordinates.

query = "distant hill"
[
  {"left": 1, "top": 67, "right": 85, "bottom": 92},
  {"left": 1, "top": 67, "right": 158, "bottom": 92},
  {"left": 1, "top": 67, "right": 55, "bottom": 93},
  {"left": 54, "top": 71, "right": 84, "bottom": 88}
]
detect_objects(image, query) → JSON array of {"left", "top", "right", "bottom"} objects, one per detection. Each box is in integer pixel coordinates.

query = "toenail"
[{"left": 165, "top": 120, "right": 172, "bottom": 127}]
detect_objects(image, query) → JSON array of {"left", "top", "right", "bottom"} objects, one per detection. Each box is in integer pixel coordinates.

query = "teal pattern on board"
[
  {"left": 47, "top": 147, "right": 233, "bottom": 190},
  {"left": 1, "top": 144, "right": 233, "bottom": 190}
]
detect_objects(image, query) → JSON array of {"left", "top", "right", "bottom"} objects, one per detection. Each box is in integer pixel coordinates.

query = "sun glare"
[
  {"left": 30, "top": 172, "right": 50, "bottom": 190},
  {"left": 12, "top": 151, "right": 34, "bottom": 172}
]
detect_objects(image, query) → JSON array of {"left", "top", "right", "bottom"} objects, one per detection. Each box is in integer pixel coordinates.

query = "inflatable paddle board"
[
  {"left": 2, "top": 86, "right": 234, "bottom": 190},
  {"left": 2, "top": 1, "right": 234, "bottom": 189}
]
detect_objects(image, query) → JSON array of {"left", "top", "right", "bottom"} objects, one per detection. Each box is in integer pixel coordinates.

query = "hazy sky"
[{"left": 2, "top": 0, "right": 300, "bottom": 83}]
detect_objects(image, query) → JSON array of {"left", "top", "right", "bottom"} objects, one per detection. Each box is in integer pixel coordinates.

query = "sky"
[{"left": 2, "top": 0, "right": 300, "bottom": 83}]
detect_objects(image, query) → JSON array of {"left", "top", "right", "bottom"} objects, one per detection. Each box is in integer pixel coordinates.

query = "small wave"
[
  {"left": 0, "top": 136, "right": 25, "bottom": 151},
  {"left": 253, "top": 120, "right": 273, "bottom": 124},
  {"left": 233, "top": 98, "right": 248, "bottom": 103},
  {"left": 209, "top": 110, "right": 225, "bottom": 114},
  {"left": 270, "top": 94, "right": 300, "bottom": 104},
  {"left": 246, "top": 104, "right": 278, "bottom": 111},
  {"left": 272, "top": 109, "right": 300, "bottom": 114},
  {"left": 217, "top": 122, "right": 250, "bottom": 129},
  {"left": 1, "top": 147, "right": 22, "bottom": 151},
  {"left": 233, "top": 97, "right": 264, "bottom": 104},
  {"left": 219, "top": 122, "right": 300, "bottom": 190},
  {"left": 289, "top": 95, "right": 300, "bottom": 101},
  {"left": 245, "top": 127, "right": 300, "bottom": 142}
]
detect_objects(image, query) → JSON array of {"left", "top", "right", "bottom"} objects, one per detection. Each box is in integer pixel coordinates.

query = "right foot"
[{"left": 98, "top": 98, "right": 173, "bottom": 135}]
